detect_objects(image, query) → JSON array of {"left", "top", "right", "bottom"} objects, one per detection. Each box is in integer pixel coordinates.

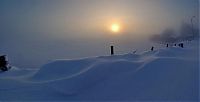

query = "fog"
[{"left": 0, "top": 0, "right": 198, "bottom": 68}]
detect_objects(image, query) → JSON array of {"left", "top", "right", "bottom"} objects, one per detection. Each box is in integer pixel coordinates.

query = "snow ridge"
[{"left": 0, "top": 41, "right": 199, "bottom": 101}]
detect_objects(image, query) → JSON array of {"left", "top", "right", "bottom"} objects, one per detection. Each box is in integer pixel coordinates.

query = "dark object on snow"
[
  {"left": 178, "top": 43, "right": 184, "bottom": 48},
  {"left": 151, "top": 46, "right": 154, "bottom": 51},
  {"left": 174, "top": 44, "right": 177, "bottom": 46},
  {"left": 133, "top": 50, "right": 137, "bottom": 54},
  {"left": 166, "top": 44, "right": 169, "bottom": 47},
  {"left": 0, "top": 55, "right": 8, "bottom": 71},
  {"left": 181, "top": 43, "right": 184, "bottom": 48},
  {"left": 110, "top": 46, "right": 114, "bottom": 55}
]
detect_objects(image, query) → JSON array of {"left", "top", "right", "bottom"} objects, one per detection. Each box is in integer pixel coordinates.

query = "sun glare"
[{"left": 111, "top": 24, "right": 120, "bottom": 33}]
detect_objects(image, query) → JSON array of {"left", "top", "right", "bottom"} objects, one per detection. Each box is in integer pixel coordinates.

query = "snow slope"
[{"left": 0, "top": 41, "right": 199, "bottom": 101}]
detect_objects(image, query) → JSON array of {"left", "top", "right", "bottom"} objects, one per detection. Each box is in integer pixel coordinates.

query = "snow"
[{"left": 0, "top": 41, "right": 199, "bottom": 101}]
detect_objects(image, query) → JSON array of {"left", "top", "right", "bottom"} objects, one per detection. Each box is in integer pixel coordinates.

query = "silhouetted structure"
[
  {"left": 166, "top": 44, "right": 169, "bottom": 47},
  {"left": 0, "top": 55, "right": 8, "bottom": 71},
  {"left": 151, "top": 46, "right": 154, "bottom": 51},
  {"left": 174, "top": 44, "right": 177, "bottom": 46},
  {"left": 181, "top": 43, "right": 184, "bottom": 48},
  {"left": 110, "top": 46, "right": 114, "bottom": 55},
  {"left": 178, "top": 43, "right": 184, "bottom": 48}
]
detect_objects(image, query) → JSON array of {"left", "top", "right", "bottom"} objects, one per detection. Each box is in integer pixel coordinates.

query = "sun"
[{"left": 111, "top": 24, "right": 120, "bottom": 33}]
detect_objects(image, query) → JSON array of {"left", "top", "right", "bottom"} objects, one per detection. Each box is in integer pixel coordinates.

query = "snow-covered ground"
[{"left": 0, "top": 41, "right": 199, "bottom": 101}]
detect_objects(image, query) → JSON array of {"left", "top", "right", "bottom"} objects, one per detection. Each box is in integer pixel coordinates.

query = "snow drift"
[{"left": 0, "top": 41, "right": 199, "bottom": 101}]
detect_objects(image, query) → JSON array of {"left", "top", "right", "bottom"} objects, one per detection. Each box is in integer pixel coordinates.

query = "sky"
[{"left": 0, "top": 0, "right": 199, "bottom": 68}]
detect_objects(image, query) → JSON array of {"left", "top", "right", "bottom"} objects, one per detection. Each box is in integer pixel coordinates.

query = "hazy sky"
[{"left": 0, "top": 0, "right": 199, "bottom": 68}]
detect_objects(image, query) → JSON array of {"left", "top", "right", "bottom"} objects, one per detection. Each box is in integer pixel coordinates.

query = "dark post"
[
  {"left": 166, "top": 44, "right": 169, "bottom": 47},
  {"left": 0, "top": 55, "right": 8, "bottom": 71},
  {"left": 180, "top": 43, "right": 184, "bottom": 48},
  {"left": 110, "top": 46, "right": 114, "bottom": 55},
  {"left": 178, "top": 43, "right": 184, "bottom": 48},
  {"left": 151, "top": 46, "right": 154, "bottom": 51}
]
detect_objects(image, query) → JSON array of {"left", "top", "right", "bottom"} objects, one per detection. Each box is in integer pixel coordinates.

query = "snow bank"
[{"left": 0, "top": 41, "right": 199, "bottom": 101}]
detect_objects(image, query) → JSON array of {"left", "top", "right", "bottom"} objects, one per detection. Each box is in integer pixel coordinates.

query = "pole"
[{"left": 110, "top": 46, "right": 114, "bottom": 55}]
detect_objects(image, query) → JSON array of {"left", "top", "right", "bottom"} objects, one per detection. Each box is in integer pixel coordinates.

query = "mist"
[
  {"left": 150, "top": 22, "right": 199, "bottom": 44},
  {"left": 0, "top": 0, "right": 198, "bottom": 68}
]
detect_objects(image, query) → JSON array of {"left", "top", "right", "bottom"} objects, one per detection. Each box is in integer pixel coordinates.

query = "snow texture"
[{"left": 0, "top": 41, "right": 199, "bottom": 101}]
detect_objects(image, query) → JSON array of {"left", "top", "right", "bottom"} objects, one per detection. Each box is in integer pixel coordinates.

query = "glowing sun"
[{"left": 111, "top": 24, "right": 120, "bottom": 33}]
